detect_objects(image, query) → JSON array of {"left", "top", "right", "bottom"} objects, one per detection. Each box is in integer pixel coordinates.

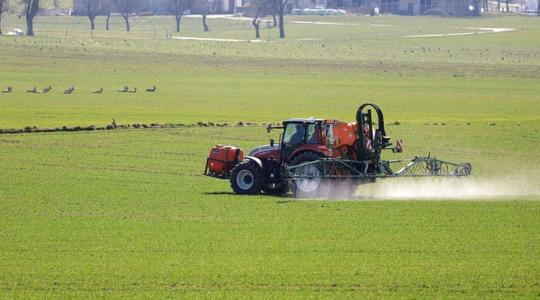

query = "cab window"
[
  {"left": 283, "top": 123, "right": 305, "bottom": 146},
  {"left": 306, "top": 124, "right": 321, "bottom": 144}
]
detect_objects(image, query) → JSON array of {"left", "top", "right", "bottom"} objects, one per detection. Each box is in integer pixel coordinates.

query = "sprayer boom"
[
  {"left": 204, "top": 103, "right": 472, "bottom": 197},
  {"left": 284, "top": 156, "right": 471, "bottom": 181}
]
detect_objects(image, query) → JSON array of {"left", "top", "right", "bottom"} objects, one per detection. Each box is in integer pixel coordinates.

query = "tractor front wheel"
[{"left": 230, "top": 160, "right": 262, "bottom": 194}]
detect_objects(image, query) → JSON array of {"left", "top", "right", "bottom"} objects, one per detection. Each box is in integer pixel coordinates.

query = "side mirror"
[{"left": 270, "top": 139, "right": 275, "bottom": 147}]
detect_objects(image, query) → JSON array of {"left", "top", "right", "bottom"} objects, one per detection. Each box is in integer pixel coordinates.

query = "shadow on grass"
[
  {"left": 203, "top": 191, "right": 293, "bottom": 202},
  {"left": 275, "top": 200, "right": 295, "bottom": 204},
  {"left": 203, "top": 191, "right": 237, "bottom": 196}
]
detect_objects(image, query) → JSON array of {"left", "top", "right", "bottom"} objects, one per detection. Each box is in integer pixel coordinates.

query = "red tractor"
[{"left": 204, "top": 103, "right": 471, "bottom": 197}]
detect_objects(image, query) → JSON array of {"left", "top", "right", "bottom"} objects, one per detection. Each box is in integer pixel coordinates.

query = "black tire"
[
  {"left": 230, "top": 160, "right": 262, "bottom": 194},
  {"left": 290, "top": 152, "right": 325, "bottom": 198}
]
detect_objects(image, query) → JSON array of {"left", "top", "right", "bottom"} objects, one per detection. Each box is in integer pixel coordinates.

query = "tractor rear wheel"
[{"left": 230, "top": 160, "right": 262, "bottom": 194}]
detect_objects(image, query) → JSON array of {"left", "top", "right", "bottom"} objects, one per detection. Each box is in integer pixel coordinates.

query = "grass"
[
  {"left": 0, "top": 14, "right": 539, "bottom": 297},
  {"left": 1, "top": 127, "right": 539, "bottom": 297},
  {"left": 0, "top": 15, "right": 539, "bottom": 128}
]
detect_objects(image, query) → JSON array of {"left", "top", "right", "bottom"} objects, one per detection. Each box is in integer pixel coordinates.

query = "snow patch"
[
  {"left": 172, "top": 36, "right": 263, "bottom": 42},
  {"left": 290, "top": 21, "right": 390, "bottom": 26},
  {"left": 405, "top": 27, "right": 515, "bottom": 38}
]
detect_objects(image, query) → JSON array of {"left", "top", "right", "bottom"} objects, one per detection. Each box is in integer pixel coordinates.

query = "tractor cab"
[{"left": 278, "top": 118, "right": 324, "bottom": 163}]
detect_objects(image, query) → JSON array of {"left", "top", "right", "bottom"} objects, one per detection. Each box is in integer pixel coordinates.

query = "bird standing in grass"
[
  {"left": 146, "top": 86, "right": 157, "bottom": 92},
  {"left": 64, "top": 86, "right": 74, "bottom": 94},
  {"left": 27, "top": 87, "right": 37, "bottom": 93},
  {"left": 118, "top": 86, "right": 129, "bottom": 92},
  {"left": 2, "top": 86, "right": 13, "bottom": 93},
  {"left": 128, "top": 87, "right": 137, "bottom": 93},
  {"left": 93, "top": 88, "right": 103, "bottom": 94},
  {"left": 42, "top": 85, "right": 52, "bottom": 93}
]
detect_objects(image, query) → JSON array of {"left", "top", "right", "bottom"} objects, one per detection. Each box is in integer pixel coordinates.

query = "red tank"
[{"left": 206, "top": 145, "right": 244, "bottom": 176}]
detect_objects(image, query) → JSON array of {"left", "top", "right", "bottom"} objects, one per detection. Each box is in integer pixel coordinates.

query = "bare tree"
[
  {"left": 112, "top": 0, "right": 140, "bottom": 31},
  {"left": 253, "top": 0, "right": 285, "bottom": 37},
  {"left": 252, "top": 6, "right": 261, "bottom": 38},
  {"left": 81, "top": 0, "right": 107, "bottom": 30},
  {"left": 505, "top": 0, "right": 509, "bottom": 12},
  {"left": 23, "top": 0, "right": 40, "bottom": 36},
  {"left": 251, "top": 0, "right": 275, "bottom": 38},
  {"left": 168, "top": 0, "right": 192, "bottom": 32},
  {"left": 0, "top": 0, "right": 6, "bottom": 35},
  {"left": 192, "top": 0, "right": 214, "bottom": 32},
  {"left": 265, "top": 0, "right": 278, "bottom": 26}
]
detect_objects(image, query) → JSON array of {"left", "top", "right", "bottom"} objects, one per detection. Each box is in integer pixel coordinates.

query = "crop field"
[{"left": 0, "top": 14, "right": 539, "bottom": 297}]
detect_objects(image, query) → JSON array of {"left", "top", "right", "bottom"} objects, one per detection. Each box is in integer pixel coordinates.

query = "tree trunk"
[
  {"left": 505, "top": 0, "right": 508, "bottom": 12},
  {"left": 89, "top": 15, "right": 96, "bottom": 30},
  {"left": 278, "top": 8, "right": 285, "bottom": 38},
  {"left": 26, "top": 15, "right": 34, "bottom": 36},
  {"left": 25, "top": 0, "right": 39, "bottom": 36},
  {"left": 497, "top": 0, "right": 500, "bottom": 12},
  {"left": 272, "top": 14, "right": 277, "bottom": 27},
  {"left": 202, "top": 14, "right": 209, "bottom": 32},
  {"left": 252, "top": 8, "right": 260, "bottom": 39},
  {"left": 123, "top": 15, "right": 130, "bottom": 31},
  {"left": 106, "top": 14, "right": 110, "bottom": 30},
  {"left": 175, "top": 14, "right": 182, "bottom": 32}
]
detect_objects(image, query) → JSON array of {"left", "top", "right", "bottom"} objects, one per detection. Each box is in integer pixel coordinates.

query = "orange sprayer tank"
[
  {"left": 333, "top": 122, "right": 358, "bottom": 148},
  {"left": 323, "top": 121, "right": 359, "bottom": 159},
  {"left": 206, "top": 145, "right": 244, "bottom": 175}
]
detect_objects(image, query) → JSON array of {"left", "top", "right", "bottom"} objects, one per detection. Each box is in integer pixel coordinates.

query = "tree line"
[
  {"left": 88, "top": 0, "right": 218, "bottom": 33},
  {"left": 0, "top": 0, "right": 292, "bottom": 38}
]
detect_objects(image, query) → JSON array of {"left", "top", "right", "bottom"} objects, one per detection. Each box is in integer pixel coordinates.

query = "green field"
[{"left": 1, "top": 14, "right": 539, "bottom": 297}]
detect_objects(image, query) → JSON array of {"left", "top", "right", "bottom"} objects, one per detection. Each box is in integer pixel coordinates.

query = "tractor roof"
[{"left": 283, "top": 118, "right": 323, "bottom": 124}]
